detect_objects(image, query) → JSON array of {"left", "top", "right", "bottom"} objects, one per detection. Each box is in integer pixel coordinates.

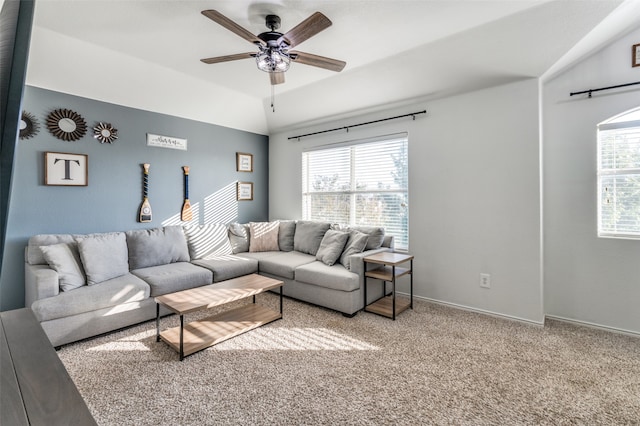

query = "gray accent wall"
[{"left": 0, "top": 86, "right": 268, "bottom": 310}]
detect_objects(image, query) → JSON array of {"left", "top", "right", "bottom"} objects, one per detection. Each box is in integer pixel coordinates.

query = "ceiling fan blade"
[
  {"left": 200, "top": 52, "right": 255, "bottom": 64},
  {"left": 201, "top": 10, "right": 264, "bottom": 46},
  {"left": 270, "top": 72, "right": 285, "bottom": 85},
  {"left": 278, "top": 12, "right": 332, "bottom": 48},
  {"left": 290, "top": 51, "right": 346, "bottom": 72}
]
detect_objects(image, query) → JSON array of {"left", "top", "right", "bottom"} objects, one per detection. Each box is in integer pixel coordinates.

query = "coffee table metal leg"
[
  {"left": 179, "top": 315, "right": 184, "bottom": 361},
  {"left": 279, "top": 286, "right": 283, "bottom": 315},
  {"left": 155, "top": 303, "right": 160, "bottom": 342},
  {"left": 410, "top": 259, "right": 414, "bottom": 310}
]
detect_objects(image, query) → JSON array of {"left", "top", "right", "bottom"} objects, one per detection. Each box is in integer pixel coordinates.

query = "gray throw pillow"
[
  {"left": 76, "top": 232, "right": 129, "bottom": 285},
  {"left": 40, "top": 242, "right": 86, "bottom": 291},
  {"left": 183, "top": 223, "right": 233, "bottom": 259},
  {"left": 228, "top": 223, "right": 250, "bottom": 253},
  {"left": 278, "top": 220, "right": 296, "bottom": 252},
  {"left": 339, "top": 231, "right": 369, "bottom": 270},
  {"left": 349, "top": 226, "right": 385, "bottom": 250},
  {"left": 316, "top": 230, "right": 349, "bottom": 266},
  {"left": 126, "top": 226, "right": 190, "bottom": 270},
  {"left": 293, "top": 221, "right": 331, "bottom": 256}
]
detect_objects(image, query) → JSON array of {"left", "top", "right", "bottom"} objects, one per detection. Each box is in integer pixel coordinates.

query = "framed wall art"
[
  {"left": 45, "top": 152, "right": 88, "bottom": 186},
  {"left": 633, "top": 43, "right": 640, "bottom": 67},
  {"left": 236, "top": 152, "right": 253, "bottom": 172},
  {"left": 237, "top": 181, "right": 253, "bottom": 201}
]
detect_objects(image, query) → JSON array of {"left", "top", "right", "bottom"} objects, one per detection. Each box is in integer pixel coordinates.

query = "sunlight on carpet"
[{"left": 84, "top": 326, "right": 379, "bottom": 352}]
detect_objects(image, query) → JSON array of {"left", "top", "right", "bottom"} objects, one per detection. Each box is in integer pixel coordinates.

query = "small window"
[
  {"left": 302, "top": 134, "right": 409, "bottom": 250},
  {"left": 597, "top": 107, "right": 640, "bottom": 238}
]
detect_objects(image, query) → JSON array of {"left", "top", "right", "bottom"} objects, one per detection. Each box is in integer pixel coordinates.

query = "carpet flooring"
[{"left": 57, "top": 294, "right": 640, "bottom": 425}]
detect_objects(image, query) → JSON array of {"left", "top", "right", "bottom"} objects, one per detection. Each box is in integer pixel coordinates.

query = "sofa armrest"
[{"left": 25, "top": 264, "right": 59, "bottom": 307}]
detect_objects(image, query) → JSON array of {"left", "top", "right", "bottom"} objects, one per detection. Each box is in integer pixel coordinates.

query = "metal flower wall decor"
[
  {"left": 46, "top": 108, "right": 88, "bottom": 141},
  {"left": 93, "top": 122, "right": 118, "bottom": 144}
]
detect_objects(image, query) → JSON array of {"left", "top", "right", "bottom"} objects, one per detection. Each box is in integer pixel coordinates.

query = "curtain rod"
[
  {"left": 288, "top": 110, "right": 427, "bottom": 141},
  {"left": 570, "top": 80, "right": 640, "bottom": 98}
]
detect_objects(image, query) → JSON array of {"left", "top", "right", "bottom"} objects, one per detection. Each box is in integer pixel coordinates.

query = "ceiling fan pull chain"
[{"left": 271, "top": 84, "right": 276, "bottom": 112}]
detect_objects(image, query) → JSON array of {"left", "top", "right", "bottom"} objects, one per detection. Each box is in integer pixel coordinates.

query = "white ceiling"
[{"left": 25, "top": 0, "right": 639, "bottom": 135}]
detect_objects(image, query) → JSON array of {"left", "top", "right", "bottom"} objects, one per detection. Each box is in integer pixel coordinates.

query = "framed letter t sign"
[{"left": 45, "top": 152, "right": 88, "bottom": 186}]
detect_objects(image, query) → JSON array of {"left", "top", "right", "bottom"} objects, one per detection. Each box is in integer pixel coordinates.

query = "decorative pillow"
[
  {"left": 278, "top": 220, "right": 296, "bottom": 252},
  {"left": 125, "top": 226, "right": 190, "bottom": 270},
  {"left": 249, "top": 221, "right": 280, "bottom": 252},
  {"left": 76, "top": 232, "right": 129, "bottom": 285},
  {"left": 315, "top": 230, "right": 349, "bottom": 266},
  {"left": 293, "top": 221, "right": 331, "bottom": 256},
  {"left": 183, "top": 223, "right": 233, "bottom": 259},
  {"left": 349, "top": 226, "right": 385, "bottom": 250},
  {"left": 339, "top": 231, "right": 369, "bottom": 270},
  {"left": 228, "top": 223, "right": 250, "bottom": 253},
  {"left": 40, "top": 243, "right": 86, "bottom": 291}
]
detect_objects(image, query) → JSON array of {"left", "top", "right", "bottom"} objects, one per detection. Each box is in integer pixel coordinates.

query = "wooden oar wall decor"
[
  {"left": 139, "top": 163, "right": 152, "bottom": 222},
  {"left": 181, "top": 166, "right": 193, "bottom": 221}
]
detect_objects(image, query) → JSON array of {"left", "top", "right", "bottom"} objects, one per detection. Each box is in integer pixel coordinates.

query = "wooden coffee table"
[{"left": 155, "top": 274, "right": 283, "bottom": 360}]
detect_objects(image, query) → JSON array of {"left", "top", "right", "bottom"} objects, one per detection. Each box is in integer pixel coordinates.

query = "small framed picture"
[
  {"left": 633, "top": 43, "right": 640, "bottom": 67},
  {"left": 236, "top": 152, "right": 253, "bottom": 172},
  {"left": 237, "top": 181, "right": 253, "bottom": 201},
  {"left": 45, "top": 152, "right": 88, "bottom": 186}
]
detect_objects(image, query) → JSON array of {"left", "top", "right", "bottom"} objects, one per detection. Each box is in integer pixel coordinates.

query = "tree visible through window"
[
  {"left": 597, "top": 107, "right": 640, "bottom": 238},
  {"left": 302, "top": 135, "right": 409, "bottom": 249}
]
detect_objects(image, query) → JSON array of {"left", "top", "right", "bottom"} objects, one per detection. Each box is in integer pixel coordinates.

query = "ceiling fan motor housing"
[{"left": 265, "top": 14, "right": 281, "bottom": 31}]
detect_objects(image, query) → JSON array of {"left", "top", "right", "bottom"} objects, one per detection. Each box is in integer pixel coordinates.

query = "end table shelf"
[{"left": 363, "top": 252, "right": 414, "bottom": 320}]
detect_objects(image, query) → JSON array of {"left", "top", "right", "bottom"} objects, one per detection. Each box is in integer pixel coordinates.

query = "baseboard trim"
[
  {"left": 544, "top": 315, "right": 640, "bottom": 338},
  {"left": 405, "top": 293, "right": 545, "bottom": 327}
]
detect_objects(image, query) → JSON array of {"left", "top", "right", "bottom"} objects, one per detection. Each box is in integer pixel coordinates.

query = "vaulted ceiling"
[{"left": 25, "top": 0, "right": 640, "bottom": 135}]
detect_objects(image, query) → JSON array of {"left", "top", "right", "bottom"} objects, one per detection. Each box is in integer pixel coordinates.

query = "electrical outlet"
[{"left": 480, "top": 273, "right": 491, "bottom": 289}]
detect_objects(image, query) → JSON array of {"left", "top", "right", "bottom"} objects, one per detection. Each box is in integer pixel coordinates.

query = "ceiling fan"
[{"left": 200, "top": 10, "right": 346, "bottom": 86}]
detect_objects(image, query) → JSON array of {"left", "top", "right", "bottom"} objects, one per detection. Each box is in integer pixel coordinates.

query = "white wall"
[
  {"left": 270, "top": 78, "right": 543, "bottom": 324},
  {"left": 543, "top": 27, "right": 640, "bottom": 334}
]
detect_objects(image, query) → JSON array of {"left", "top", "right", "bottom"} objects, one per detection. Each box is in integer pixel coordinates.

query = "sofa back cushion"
[
  {"left": 125, "top": 226, "right": 189, "bottom": 270},
  {"left": 293, "top": 221, "right": 331, "bottom": 256},
  {"left": 183, "top": 224, "right": 233, "bottom": 259},
  {"left": 77, "top": 232, "right": 129, "bottom": 285},
  {"left": 278, "top": 220, "right": 296, "bottom": 252}
]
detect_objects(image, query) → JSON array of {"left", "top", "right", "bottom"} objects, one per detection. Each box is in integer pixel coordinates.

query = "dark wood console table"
[{"left": 1, "top": 308, "right": 96, "bottom": 425}]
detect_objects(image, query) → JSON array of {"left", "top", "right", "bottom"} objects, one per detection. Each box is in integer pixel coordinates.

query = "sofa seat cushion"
[
  {"left": 192, "top": 255, "right": 258, "bottom": 282},
  {"left": 294, "top": 261, "right": 359, "bottom": 292},
  {"left": 31, "top": 273, "right": 149, "bottom": 322},
  {"left": 131, "top": 262, "right": 213, "bottom": 297},
  {"left": 238, "top": 251, "right": 282, "bottom": 262},
  {"left": 258, "top": 251, "right": 316, "bottom": 280}
]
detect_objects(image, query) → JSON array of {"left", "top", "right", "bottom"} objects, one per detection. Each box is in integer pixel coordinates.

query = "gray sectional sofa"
[{"left": 24, "top": 220, "right": 393, "bottom": 347}]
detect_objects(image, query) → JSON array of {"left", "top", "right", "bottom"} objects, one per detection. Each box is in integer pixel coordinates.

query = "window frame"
[{"left": 302, "top": 134, "right": 409, "bottom": 250}]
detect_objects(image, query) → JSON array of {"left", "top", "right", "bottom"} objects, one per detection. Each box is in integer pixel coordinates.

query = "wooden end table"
[
  {"left": 363, "top": 252, "right": 413, "bottom": 320},
  {"left": 155, "top": 274, "right": 283, "bottom": 360}
]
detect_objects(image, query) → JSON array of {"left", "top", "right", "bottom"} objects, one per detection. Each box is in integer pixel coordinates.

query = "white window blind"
[
  {"left": 302, "top": 135, "right": 409, "bottom": 249},
  {"left": 598, "top": 116, "right": 640, "bottom": 238}
]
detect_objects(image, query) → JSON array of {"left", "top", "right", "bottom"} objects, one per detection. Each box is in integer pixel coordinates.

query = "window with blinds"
[
  {"left": 302, "top": 135, "right": 409, "bottom": 250},
  {"left": 597, "top": 108, "right": 640, "bottom": 238}
]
